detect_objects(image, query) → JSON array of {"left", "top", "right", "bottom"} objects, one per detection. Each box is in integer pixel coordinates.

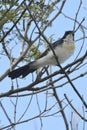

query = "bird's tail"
[{"left": 8, "top": 62, "right": 36, "bottom": 79}]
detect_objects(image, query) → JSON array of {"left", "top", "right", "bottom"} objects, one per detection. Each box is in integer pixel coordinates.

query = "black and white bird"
[{"left": 8, "top": 31, "right": 75, "bottom": 79}]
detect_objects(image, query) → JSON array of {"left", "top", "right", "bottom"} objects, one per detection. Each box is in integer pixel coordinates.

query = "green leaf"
[{"left": 30, "top": 45, "right": 41, "bottom": 60}]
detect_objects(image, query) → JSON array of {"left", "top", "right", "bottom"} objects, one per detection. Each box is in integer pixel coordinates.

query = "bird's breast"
[
  {"left": 40, "top": 43, "right": 75, "bottom": 66},
  {"left": 63, "top": 42, "right": 75, "bottom": 50},
  {"left": 52, "top": 43, "right": 75, "bottom": 64}
]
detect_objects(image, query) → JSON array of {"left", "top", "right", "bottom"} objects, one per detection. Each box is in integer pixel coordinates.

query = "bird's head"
[
  {"left": 63, "top": 31, "right": 74, "bottom": 41},
  {"left": 62, "top": 31, "right": 75, "bottom": 50}
]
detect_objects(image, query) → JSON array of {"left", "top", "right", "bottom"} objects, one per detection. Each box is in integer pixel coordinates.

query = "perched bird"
[{"left": 8, "top": 31, "right": 75, "bottom": 79}]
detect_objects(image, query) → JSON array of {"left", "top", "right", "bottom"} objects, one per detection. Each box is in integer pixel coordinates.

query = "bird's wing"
[
  {"left": 52, "top": 38, "right": 63, "bottom": 48},
  {"left": 39, "top": 48, "right": 49, "bottom": 58},
  {"left": 39, "top": 38, "right": 63, "bottom": 58}
]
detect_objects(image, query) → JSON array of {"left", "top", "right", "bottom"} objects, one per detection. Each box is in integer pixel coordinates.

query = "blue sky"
[{"left": 0, "top": 0, "right": 87, "bottom": 130}]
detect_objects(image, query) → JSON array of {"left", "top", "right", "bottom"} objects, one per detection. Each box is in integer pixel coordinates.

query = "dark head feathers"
[{"left": 63, "top": 30, "right": 74, "bottom": 39}]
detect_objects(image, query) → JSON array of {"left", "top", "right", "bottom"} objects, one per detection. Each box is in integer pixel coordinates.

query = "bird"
[{"left": 8, "top": 30, "right": 75, "bottom": 79}]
